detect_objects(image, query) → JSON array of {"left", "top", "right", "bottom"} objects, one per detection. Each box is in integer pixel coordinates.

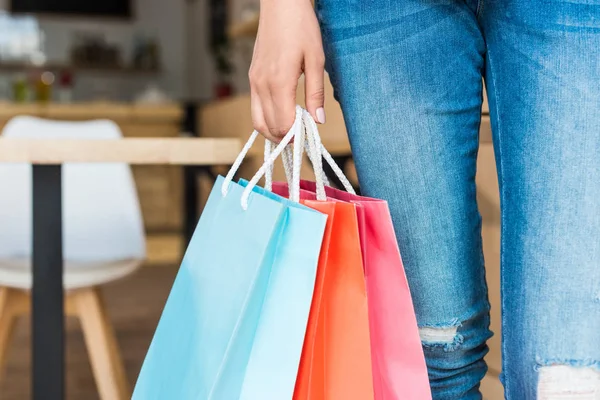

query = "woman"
[{"left": 249, "top": 0, "right": 600, "bottom": 398}]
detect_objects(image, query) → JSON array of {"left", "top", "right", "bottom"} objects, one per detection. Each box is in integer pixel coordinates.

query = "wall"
[
  {"left": 186, "top": 0, "right": 217, "bottom": 102},
  {"left": 228, "top": 0, "right": 258, "bottom": 94},
  {"left": 0, "top": 0, "right": 201, "bottom": 101}
]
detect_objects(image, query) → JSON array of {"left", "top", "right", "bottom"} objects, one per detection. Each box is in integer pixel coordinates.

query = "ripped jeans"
[{"left": 316, "top": 0, "right": 600, "bottom": 398}]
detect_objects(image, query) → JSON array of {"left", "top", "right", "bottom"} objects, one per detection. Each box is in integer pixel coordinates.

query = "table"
[{"left": 0, "top": 137, "right": 241, "bottom": 400}]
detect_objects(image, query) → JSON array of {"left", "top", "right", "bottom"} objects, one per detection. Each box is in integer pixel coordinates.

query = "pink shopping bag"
[{"left": 273, "top": 180, "right": 431, "bottom": 400}]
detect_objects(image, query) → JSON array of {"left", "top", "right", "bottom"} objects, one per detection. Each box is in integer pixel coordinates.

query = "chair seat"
[{"left": 0, "top": 258, "right": 143, "bottom": 290}]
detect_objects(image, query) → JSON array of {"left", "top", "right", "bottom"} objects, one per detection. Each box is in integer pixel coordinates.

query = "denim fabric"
[{"left": 315, "top": 0, "right": 600, "bottom": 398}]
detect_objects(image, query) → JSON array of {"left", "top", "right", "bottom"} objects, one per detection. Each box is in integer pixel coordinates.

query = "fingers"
[
  {"left": 266, "top": 76, "right": 297, "bottom": 141},
  {"left": 249, "top": 0, "right": 324, "bottom": 140},
  {"left": 250, "top": 89, "right": 278, "bottom": 143},
  {"left": 304, "top": 53, "right": 326, "bottom": 124},
  {"left": 250, "top": 68, "right": 298, "bottom": 143}
]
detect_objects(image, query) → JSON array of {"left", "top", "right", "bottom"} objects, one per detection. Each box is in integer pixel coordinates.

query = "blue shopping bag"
[{"left": 133, "top": 107, "right": 327, "bottom": 400}]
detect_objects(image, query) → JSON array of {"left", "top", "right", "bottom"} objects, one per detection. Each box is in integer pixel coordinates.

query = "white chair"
[{"left": 0, "top": 116, "right": 146, "bottom": 399}]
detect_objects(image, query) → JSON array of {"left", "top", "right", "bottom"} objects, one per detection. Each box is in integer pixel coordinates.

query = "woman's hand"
[{"left": 249, "top": 0, "right": 326, "bottom": 142}]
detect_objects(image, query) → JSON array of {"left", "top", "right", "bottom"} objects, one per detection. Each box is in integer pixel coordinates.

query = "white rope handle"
[
  {"left": 264, "top": 140, "right": 274, "bottom": 191},
  {"left": 280, "top": 144, "right": 294, "bottom": 187},
  {"left": 289, "top": 108, "right": 306, "bottom": 203},
  {"left": 222, "top": 129, "right": 260, "bottom": 196},
  {"left": 275, "top": 136, "right": 331, "bottom": 188},
  {"left": 277, "top": 135, "right": 330, "bottom": 188},
  {"left": 265, "top": 141, "right": 294, "bottom": 192},
  {"left": 274, "top": 108, "right": 355, "bottom": 196},
  {"left": 263, "top": 109, "right": 328, "bottom": 201},
  {"left": 302, "top": 110, "right": 356, "bottom": 195},
  {"left": 222, "top": 106, "right": 303, "bottom": 209},
  {"left": 301, "top": 109, "right": 328, "bottom": 200},
  {"left": 321, "top": 145, "right": 356, "bottom": 194},
  {"left": 240, "top": 106, "right": 305, "bottom": 209}
]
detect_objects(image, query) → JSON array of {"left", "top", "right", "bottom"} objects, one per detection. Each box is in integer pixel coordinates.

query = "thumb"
[{"left": 304, "top": 56, "right": 326, "bottom": 124}]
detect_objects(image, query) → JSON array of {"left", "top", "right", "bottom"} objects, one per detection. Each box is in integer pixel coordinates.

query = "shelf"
[{"left": 0, "top": 61, "right": 160, "bottom": 75}]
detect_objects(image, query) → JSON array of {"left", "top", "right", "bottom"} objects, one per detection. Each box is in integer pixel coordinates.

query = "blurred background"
[
  {"left": 0, "top": 0, "right": 504, "bottom": 398},
  {"left": 0, "top": 0, "right": 246, "bottom": 102}
]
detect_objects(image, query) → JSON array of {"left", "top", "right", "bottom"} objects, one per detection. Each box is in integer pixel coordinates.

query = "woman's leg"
[
  {"left": 317, "top": 0, "right": 491, "bottom": 397},
  {"left": 481, "top": 1, "right": 600, "bottom": 398}
]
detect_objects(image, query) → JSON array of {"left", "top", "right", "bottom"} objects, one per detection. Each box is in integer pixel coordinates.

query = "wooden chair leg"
[
  {"left": 0, "top": 287, "right": 20, "bottom": 383},
  {"left": 71, "top": 287, "right": 130, "bottom": 400}
]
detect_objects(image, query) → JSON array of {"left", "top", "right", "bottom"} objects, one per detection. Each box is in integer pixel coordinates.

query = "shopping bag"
[
  {"left": 297, "top": 180, "right": 431, "bottom": 400},
  {"left": 272, "top": 187, "right": 375, "bottom": 400},
  {"left": 267, "top": 113, "right": 375, "bottom": 400},
  {"left": 273, "top": 110, "right": 431, "bottom": 399},
  {"left": 133, "top": 107, "right": 328, "bottom": 400}
]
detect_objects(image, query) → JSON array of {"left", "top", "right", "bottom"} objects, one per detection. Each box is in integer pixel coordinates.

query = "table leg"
[
  {"left": 183, "top": 166, "right": 222, "bottom": 249},
  {"left": 183, "top": 165, "right": 200, "bottom": 248},
  {"left": 32, "top": 165, "right": 64, "bottom": 400}
]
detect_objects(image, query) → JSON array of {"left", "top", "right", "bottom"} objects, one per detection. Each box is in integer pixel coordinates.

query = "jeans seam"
[
  {"left": 475, "top": 91, "right": 492, "bottom": 328},
  {"left": 486, "top": 45, "right": 508, "bottom": 398},
  {"left": 475, "top": 0, "right": 484, "bottom": 19}
]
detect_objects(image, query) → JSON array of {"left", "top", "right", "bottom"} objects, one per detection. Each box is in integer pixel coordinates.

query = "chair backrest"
[{"left": 0, "top": 116, "right": 146, "bottom": 263}]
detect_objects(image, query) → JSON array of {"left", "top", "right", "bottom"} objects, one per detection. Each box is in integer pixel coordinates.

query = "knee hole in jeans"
[
  {"left": 538, "top": 365, "right": 600, "bottom": 399},
  {"left": 419, "top": 325, "right": 464, "bottom": 352}
]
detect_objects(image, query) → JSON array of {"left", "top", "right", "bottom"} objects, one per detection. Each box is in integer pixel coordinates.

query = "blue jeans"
[{"left": 316, "top": 0, "right": 600, "bottom": 398}]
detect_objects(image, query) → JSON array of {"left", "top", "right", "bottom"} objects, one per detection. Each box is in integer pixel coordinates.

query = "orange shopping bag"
[
  {"left": 273, "top": 185, "right": 375, "bottom": 400},
  {"left": 266, "top": 108, "right": 374, "bottom": 399}
]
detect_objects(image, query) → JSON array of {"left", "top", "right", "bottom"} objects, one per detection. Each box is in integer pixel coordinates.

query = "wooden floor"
[
  {"left": 0, "top": 266, "right": 178, "bottom": 400},
  {"left": 0, "top": 264, "right": 505, "bottom": 399}
]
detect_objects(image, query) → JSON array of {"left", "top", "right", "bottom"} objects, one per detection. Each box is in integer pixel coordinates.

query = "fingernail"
[{"left": 316, "top": 107, "right": 326, "bottom": 124}]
